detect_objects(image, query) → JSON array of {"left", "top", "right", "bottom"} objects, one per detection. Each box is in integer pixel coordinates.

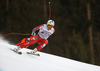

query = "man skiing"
[{"left": 14, "top": 20, "right": 55, "bottom": 53}]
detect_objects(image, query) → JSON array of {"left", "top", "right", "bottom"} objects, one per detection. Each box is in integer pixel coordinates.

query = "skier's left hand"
[
  {"left": 31, "top": 32, "right": 36, "bottom": 36},
  {"left": 31, "top": 30, "right": 36, "bottom": 36}
]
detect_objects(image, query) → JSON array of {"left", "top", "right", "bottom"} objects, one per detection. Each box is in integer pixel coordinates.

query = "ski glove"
[{"left": 31, "top": 30, "right": 36, "bottom": 36}]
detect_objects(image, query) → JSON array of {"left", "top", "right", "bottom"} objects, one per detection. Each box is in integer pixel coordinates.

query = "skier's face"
[{"left": 47, "top": 25, "right": 53, "bottom": 30}]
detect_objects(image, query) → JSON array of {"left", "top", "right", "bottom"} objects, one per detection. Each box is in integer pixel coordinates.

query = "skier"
[{"left": 14, "top": 20, "right": 55, "bottom": 53}]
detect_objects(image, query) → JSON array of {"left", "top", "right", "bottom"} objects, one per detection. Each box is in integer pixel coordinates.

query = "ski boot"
[
  {"left": 27, "top": 48, "right": 40, "bottom": 56},
  {"left": 30, "top": 48, "right": 37, "bottom": 53},
  {"left": 14, "top": 46, "right": 21, "bottom": 52}
]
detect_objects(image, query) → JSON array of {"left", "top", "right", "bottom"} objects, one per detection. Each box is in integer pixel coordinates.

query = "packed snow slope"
[{"left": 0, "top": 38, "right": 100, "bottom": 71}]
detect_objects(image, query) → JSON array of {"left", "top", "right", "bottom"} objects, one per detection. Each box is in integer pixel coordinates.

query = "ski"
[
  {"left": 10, "top": 49, "right": 22, "bottom": 55},
  {"left": 27, "top": 52, "right": 40, "bottom": 56}
]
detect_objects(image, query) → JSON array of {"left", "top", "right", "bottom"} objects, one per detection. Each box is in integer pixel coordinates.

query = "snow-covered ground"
[{"left": 0, "top": 37, "right": 100, "bottom": 71}]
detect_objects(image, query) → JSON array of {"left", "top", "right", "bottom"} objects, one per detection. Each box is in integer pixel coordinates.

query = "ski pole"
[
  {"left": 0, "top": 33, "right": 32, "bottom": 37},
  {"left": 49, "top": 2, "right": 51, "bottom": 20}
]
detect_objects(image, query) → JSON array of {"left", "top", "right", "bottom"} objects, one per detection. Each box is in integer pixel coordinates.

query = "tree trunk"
[
  {"left": 87, "top": 3, "right": 94, "bottom": 64},
  {"left": 43, "top": 0, "right": 47, "bottom": 18}
]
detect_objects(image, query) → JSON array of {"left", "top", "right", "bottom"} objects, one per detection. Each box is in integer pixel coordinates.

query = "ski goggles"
[{"left": 47, "top": 23, "right": 54, "bottom": 27}]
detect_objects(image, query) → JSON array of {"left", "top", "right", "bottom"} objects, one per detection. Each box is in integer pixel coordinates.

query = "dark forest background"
[{"left": 0, "top": 0, "right": 100, "bottom": 66}]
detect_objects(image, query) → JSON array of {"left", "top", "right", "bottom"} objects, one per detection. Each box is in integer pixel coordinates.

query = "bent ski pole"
[
  {"left": 0, "top": 33, "right": 32, "bottom": 37},
  {"left": 49, "top": 2, "right": 51, "bottom": 20}
]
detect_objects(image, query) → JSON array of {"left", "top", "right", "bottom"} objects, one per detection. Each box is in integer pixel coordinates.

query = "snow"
[{"left": 0, "top": 37, "right": 100, "bottom": 71}]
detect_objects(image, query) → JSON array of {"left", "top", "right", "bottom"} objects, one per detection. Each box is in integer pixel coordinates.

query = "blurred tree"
[{"left": 87, "top": 2, "right": 94, "bottom": 64}]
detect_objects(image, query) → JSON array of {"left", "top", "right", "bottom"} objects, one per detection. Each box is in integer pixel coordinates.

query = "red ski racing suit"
[{"left": 15, "top": 24, "right": 55, "bottom": 51}]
